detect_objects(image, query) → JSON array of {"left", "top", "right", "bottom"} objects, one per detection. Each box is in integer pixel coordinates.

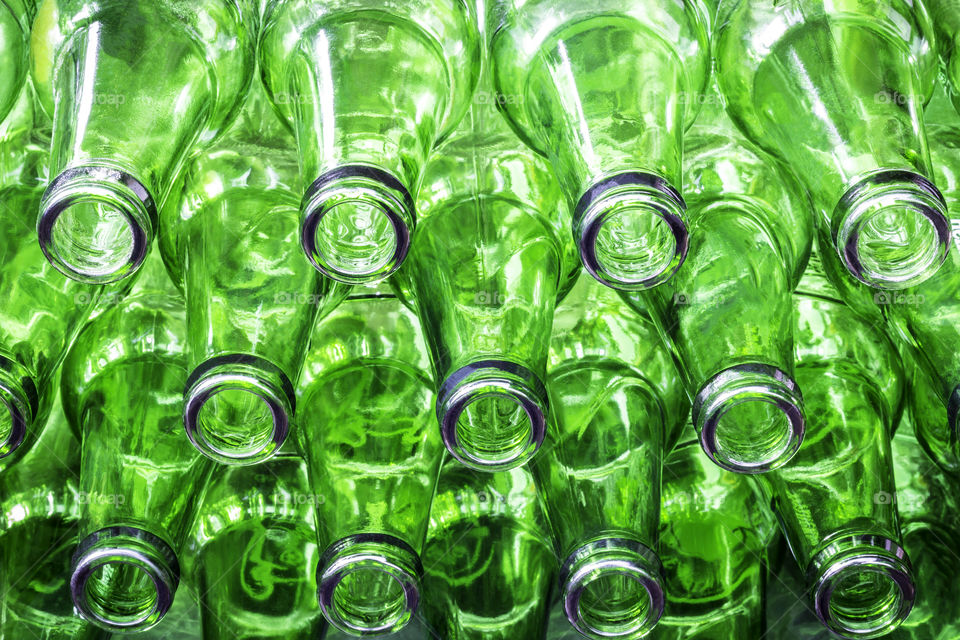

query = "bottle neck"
[
  {"left": 808, "top": 533, "right": 915, "bottom": 638},
  {"left": 70, "top": 526, "right": 180, "bottom": 632},
  {"left": 693, "top": 363, "right": 805, "bottom": 473},
  {"left": 559, "top": 536, "right": 665, "bottom": 640},
  {"left": 832, "top": 169, "right": 950, "bottom": 290},
  {"left": 317, "top": 533, "right": 422, "bottom": 636},
  {"left": 300, "top": 164, "right": 415, "bottom": 284},
  {"left": 436, "top": 360, "right": 548, "bottom": 471},
  {"left": 575, "top": 171, "right": 688, "bottom": 291},
  {"left": 183, "top": 354, "right": 294, "bottom": 465},
  {"left": 0, "top": 355, "right": 36, "bottom": 460}
]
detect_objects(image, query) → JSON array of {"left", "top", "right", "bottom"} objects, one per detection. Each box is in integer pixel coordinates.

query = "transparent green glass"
[
  {"left": 622, "top": 85, "right": 812, "bottom": 474},
  {"left": 715, "top": 0, "right": 949, "bottom": 290},
  {"left": 296, "top": 288, "right": 443, "bottom": 636},
  {"left": 490, "top": 0, "right": 711, "bottom": 290},
  {"left": 259, "top": 0, "right": 481, "bottom": 284},
  {"left": 161, "top": 75, "right": 349, "bottom": 466},
  {"left": 188, "top": 448, "right": 328, "bottom": 640},
  {"left": 0, "top": 84, "right": 99, "bottom": 470},
  {"left": 926, "top": 0, "right": 960, "bottom": 114},
  {"left": 398, "top": 64, "right": 578, "bottom": 472},
  {"left": 752, "top": 259, "right": 914, "bottom": 639},
  {"left": 31, "top": 0, "right": 255, "bottom": 284},
  {"left": 0, "top": 0, "right": 33, "bottom": 127},
  {"left": 0, "top": 391, "right": 109, "bottom": 640},
  {"left": 536, "top": 273, "right": 686, "bottom": 639},
  {"left": 60, "top": 287, "right": 214, "bottom": 633},
  {"left": 421, "top": 461, "right": 555, "bottom": 640},
  {"left": 653, "top": 439, "right": 778, "bottom": 640}
]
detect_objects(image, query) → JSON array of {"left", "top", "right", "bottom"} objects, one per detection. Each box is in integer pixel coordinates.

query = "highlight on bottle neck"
[
  {"left": 317, "top": 533, "right": 422, "bottom": 636},
  {"left": 436, "top": 360, "right": 548, "bottom": 472},
  {"left": 70, "top": 526, "right": 180, "bottom": 632},
  {"left": 559, "top": 536, "right": 665, "bottom": 640},
  {"left": 575, "top": 171, "right": 688, "bottom": 291},
  {"left": 809, "top": 534, "right": 915, "bottom": 638},
  {"left": 0, "top": 357, "right": 36, "bottom": 459},
  {"left": 833, "top": 170, "right": 950, "bottom": 290},
  {"left": 37, "top": 164, "right": 156, "bottom": 284},
  {"left": 694, "top": 363, "right": 805, "bottom": 474},
  {"left": 300, "top": 164, "right": 415, "bottom": 285},
  {"left": 183, "top": 354, "right": 293, "bottom": 465}
]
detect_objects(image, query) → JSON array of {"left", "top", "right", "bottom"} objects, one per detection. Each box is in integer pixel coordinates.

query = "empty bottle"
[
  {"left": 622, "top": 84, "right": 812, "bottom": 474},
  {"left": 654, "top": 439, "right": 778, "bottom": 640},
  {"left": 715, "top": 0, "right": 950, "bottom": 290},
  {"left": 0, "top": 0, "right": 33, "bottom": 127},
  {"left": 259, "top": 0, "right": 481, "bottom": 284},
  {"left": 296, "top": 287, "right": 444, "bottom": 636},
  {"left": 188, "top": 446, "right": 328, "bottom": 639},
  {"left": 490, "top": 0, "right": 711, "bottom": 290},
  {"left": 752, "top": 259, "right": 914, "bottom": 639},
  {"left": 538, "top": 273, "right": 688, "bottom": 639},
  {"left": 31, "top": 0, "right": 255, "bottom": 284},
  {"left": 398, "top": 58, "right": 578, "bottom": 471},
  {"left": 0, "top": 82, "right": 99, "bottom": 470},
  {"left": 421, "top": 462, "right": 555, "bottom": 640},
  {"left": 161, "top": 74, "right": 348, "bottom": 466},
  {"left": 0, "top": 389, "right": 109, "bottom": 640},
  {"left": 60, "top": 285, "right": 213, "bottom": 632}
]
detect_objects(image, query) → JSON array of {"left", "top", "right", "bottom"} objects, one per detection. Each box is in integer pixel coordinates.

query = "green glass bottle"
[
  {"left": 926, "top": 0, "right": 960, "bottom": 114},
  {"left": 187, "top": 446, "right": 328, "bottom": 639},
  {"left": 714, "top": 0, "right": 949, "bottom": 290},
  {"left": 752, "top": 258, "right": 914, "bottom": 639},
  {"left": 0, "top": 389, "right": 109, "bottom": 640},
  {"left": 537, "top": 273, "right": 688, "bottom": 639},
  {"left": 296, "top": 287, "right": 443, "bottom": 636},
  {"left": 60, "top": 286, "right": 214, "bottom": 632},
  {"left": 31, "top": 0, "right": 255, "bottom": 284},
  {"left": 621, "top": 84, "right": 812, "bottom": 474},
  {"left": 0, "top": 0, "right": 33, "bottom": 127},
  {"left": 398, "top": 57, "right": 578, "bottom": 472},
  {"left": 0, "top": 83, "right": 99, "bottom": 469},
  {"left": 259, "top": 0, "right": 481, "bottom": 284},
  {"left": 490, "top": 0, "right": 711, "bottom": 290},
  {"left": 132, "top": 584, "right": 203, "bottom": 640},
  {"left": 653, "top": 439, "right": 778, "bottom": 640},
  {"left": 421, "top": 461, "right": 556, "bottom": 640},
  {"left": 161, "top": 73, "right": 348, "bottom": 466}
]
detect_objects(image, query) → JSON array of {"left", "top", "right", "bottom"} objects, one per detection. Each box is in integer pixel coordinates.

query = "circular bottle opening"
[
  {"left": 816, "top": 557, "right": 914, "bottom": 638},
  {"left": 195, "top": 388, "right": 277, "bottom": 458},
  {"left": 311, "top": 200, "right": 399, "bottom": 280},
  {"left": 49, "top": 202, "right": 136, "bottom": 278},
  {"left": 577, "top": 572, "right": 656, "bottom": 637},
  {"left": 454, "top": 392, "right": 535, "bottom": 468},
  {"left": 330, "top": 567, "right": 410, "bottom": 634},
  {"left": 82, "top": 562, "right": 161, "bottom": 628}
]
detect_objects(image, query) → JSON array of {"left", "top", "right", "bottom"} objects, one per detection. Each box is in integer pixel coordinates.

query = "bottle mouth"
[
  {"left": 810, "top": 534, "right": 915, "bottom": 638},
  {"left": 694, "top": 363, "right": 805, "bottom": 474},
  {"left": 183, "top": 354, "right": 294, "bottom": 465},
  {"left": 0, "top": 357, "right": 36, "bottom": 459},
  {"left": 300, "top": 164, "right": 415, "bottom": 285},
  {"left": 436, "top": 360, "right": 548, "bottom": 472},
  {"left": 70, "top": 526, "right": 180, "bottom": 632},
  {"left": 37, "top": 164, "right": 155, "bottom": 284},
  {"left": 575, "top": 172, "right": 688, "bottom": 291},
  {"left": 560, "top": 537, "right": 665, "bottom": 639},
  {"left": 317, "top": 533, "right": 422, "bottom": 637},
  {"left": 833, "top": 170, "right": 950, "bottom": 290}
]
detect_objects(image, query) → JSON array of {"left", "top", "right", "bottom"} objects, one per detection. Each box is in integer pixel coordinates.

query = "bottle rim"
[
  {"left": 694, "top": 362, "right": 805, "bottom": 474},
  {"left": 300, "top": 164, "right": 415, "bottom": 285},
  {"left": 183, "top": 353, "right": 293, "bottom": 466},
  {"left": 436, "top": 359, "right": 548, "bottom": 472},
  {"left": 317, "top": 533, "right": 422, "bottom": 636},
  {"left": 575, "top": 171, "right": 688, "bottom": 291},
  {"left": 70, "top": 526, "right": 179, "bottom": 632},
  {"left": 0, "top": 356, "right": 36, "bottom": 459},
  {"left": 560, "top": 536, "right": 665, "bottom": 639},
  {"left": 37, "top": 164, "right": 155, "bottom": 285}
]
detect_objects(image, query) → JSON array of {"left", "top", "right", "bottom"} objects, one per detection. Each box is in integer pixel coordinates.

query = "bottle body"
[
  {"left": 260, "top": 0, "right": 481, "bottom": 283},
  {"left": 32, "top": 0, "right": 254, "bottom": 284},
  {"left": 927, "top": 0, "right": 960, "bottom": 114},
  {"left": 61, "top": 290, "right": 213, "bottom": 632},
  {"left": 0, "top": 0, "right": 33, "bottom": 126},
  {"left": 296, "top": 289, "right": 443, "bottom": 636},
  {"left": 624, "top": 86, "right": 811, "bottom": 474},
  {"left": 715, "top": 0, "right": 949, "bottom": 289},
  {"left": 491, "top": 0, "right": 711, "bottom": 289},
  {"left": 161, "top": 76, "right": 348, "bottom": 465}
]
